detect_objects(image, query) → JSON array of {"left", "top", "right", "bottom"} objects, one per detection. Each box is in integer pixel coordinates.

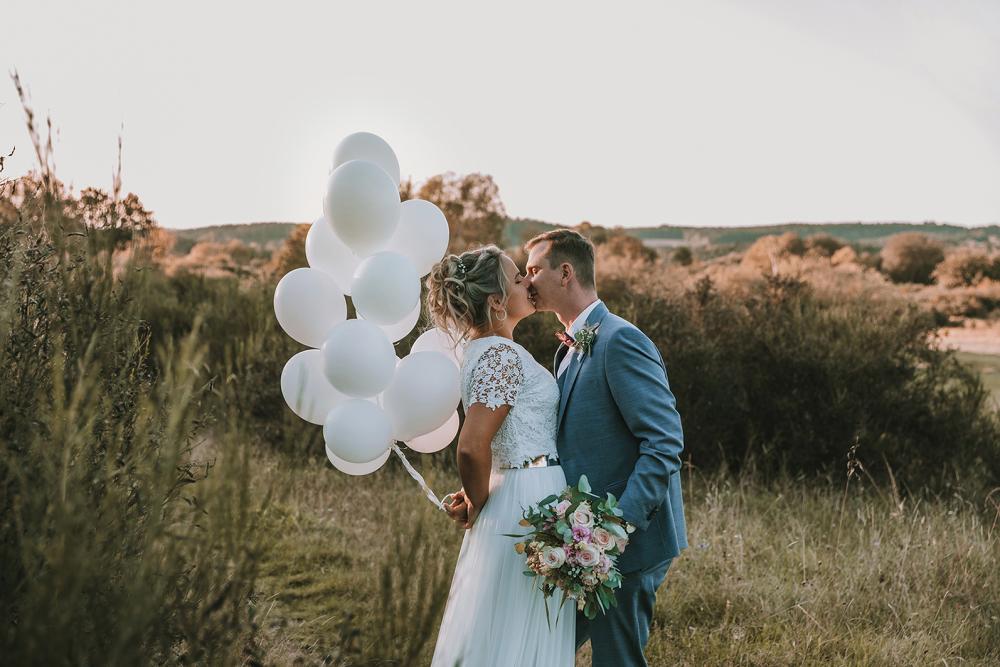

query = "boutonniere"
[{"left": 573, "top": 322, "right": 600, "bottom": 357}]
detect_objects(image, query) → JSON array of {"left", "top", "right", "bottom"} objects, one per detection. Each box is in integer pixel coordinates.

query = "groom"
[{"left": 524, "top": 229, "right": 687, "bottom": 667}]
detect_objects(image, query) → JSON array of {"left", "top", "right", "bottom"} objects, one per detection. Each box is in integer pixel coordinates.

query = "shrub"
[
  {"left": 741, "top": 232, "right": 806, "bottom": 272},
  {"left": 515, "top": 262, "right": 1000, "bottom": 491},
  {"left": 933, "top": 249, "right": 995, "bottom": 287},
  {"left": 672, "top": 246, "right": 694, "bottom": 266},
  {"left": 805, "top": 233, "right": 843, "bottom": 257},
  {"left": 1, "top": 192, "right": 263, "bottom": 663},
  {"left": 880, "top": 233, "right": 944, "bottom": 284}
]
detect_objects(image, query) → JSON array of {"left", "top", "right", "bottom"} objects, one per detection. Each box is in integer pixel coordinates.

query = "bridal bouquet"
[{"left": 507, "top": 475, "right": 634, "bottom": 622}]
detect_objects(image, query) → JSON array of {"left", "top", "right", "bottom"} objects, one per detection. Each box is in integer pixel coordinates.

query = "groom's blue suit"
[{"left": 554, "top": 301, "right": 687, "bottom": 667}]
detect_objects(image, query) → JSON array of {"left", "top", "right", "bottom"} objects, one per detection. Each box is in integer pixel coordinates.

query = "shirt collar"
[{"left": 567, "top": 299, "right": 602, "bottom": 337}]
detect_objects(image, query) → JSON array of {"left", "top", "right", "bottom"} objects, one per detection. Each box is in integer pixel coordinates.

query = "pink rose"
[
  {"left": 591, "top": 527, "right": 613, "bottom": 551},
  {"left": 576, "top": 542, "right": 601, "bottom": 568},
  {"left": 572, "top": 502, "right": 594, "bottom": 529},
  {"left": 541, "top": 546, "right": 567, "bottom": 569},
  {"left": 555, "top": 500, "right": 571, "bottom": 517}
]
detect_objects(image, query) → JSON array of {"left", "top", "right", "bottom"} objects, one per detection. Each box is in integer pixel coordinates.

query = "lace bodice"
[{"left": 460, "top": 336, "right": 559, "bottom": 470}]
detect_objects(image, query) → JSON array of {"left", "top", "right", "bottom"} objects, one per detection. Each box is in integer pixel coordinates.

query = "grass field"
[
  {"left": 251, "top": 448, "right": 1000, "bottom": 666},
  {"left": 957, "top": 352, "right": 1000, "bottom": 409}
]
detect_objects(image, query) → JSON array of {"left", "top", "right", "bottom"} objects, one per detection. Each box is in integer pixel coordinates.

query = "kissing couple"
[{"left": 424, "top": 229, "right": 687, "bottom": 667}]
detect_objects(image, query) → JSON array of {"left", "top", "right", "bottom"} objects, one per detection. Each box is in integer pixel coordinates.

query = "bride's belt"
[{"left": 500, "top": 454, "right": 560, "bottom": 470}]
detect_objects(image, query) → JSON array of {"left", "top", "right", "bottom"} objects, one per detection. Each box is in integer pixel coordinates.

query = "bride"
[{"left": 424, "top": 244, "right": 575, "bottom": 666}]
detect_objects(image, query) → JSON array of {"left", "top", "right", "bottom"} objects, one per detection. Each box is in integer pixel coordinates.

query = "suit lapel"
[{"left": 557, "top": 302, "right": 610, "bottom": 429}]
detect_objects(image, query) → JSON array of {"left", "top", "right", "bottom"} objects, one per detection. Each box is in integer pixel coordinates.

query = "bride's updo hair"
[{"left": 425, "top": 245, "right": 509, "bottom": 343}]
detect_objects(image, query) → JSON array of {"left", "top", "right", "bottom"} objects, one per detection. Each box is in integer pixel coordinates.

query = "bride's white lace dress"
[{"left": 430, "top": 336, "right": 575, "bottom": 667}]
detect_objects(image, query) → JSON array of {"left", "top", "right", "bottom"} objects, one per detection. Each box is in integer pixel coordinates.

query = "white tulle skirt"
[{"left": 431, "top": 465, "right": 575, "bottom": 667}]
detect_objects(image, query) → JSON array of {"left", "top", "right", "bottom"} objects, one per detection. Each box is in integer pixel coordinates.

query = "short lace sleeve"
[{"left": 469, "top": 342, "right": 524, "bottom": 411}]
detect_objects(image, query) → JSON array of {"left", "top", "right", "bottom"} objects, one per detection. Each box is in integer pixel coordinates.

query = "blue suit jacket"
[{"left": 554, "top": 302, "right": 687, "bottom": 573}]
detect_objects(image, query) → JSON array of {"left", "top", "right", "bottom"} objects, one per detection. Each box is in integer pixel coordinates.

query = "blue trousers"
[{"left": 575, "top": 558, "right": 672, "bottom": 667}]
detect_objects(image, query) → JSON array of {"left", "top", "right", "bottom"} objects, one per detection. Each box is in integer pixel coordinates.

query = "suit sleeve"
[{"left": 605, "top": 326, "right": 684, "bottom": 531}]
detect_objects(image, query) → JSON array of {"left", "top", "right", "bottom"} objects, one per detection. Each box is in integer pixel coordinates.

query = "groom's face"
[{"left": 524, "top": 242, "right": 562, "bottom": 312}]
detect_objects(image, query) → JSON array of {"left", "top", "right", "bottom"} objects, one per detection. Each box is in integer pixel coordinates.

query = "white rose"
[
  {"left": 581, "top": 571, "right": 598, "bottom": 587},
  {"left": 541, "top": 546, "right": 567, "bottom": 569},
  {"left": 572, "top": 502, "right": 594, "bottom": 529},
  {"left": 576, "top": 542, "right": 601, "bottom": 568},
  {"left": 591, "top": 527, "right": 613, "bottom": 551}
]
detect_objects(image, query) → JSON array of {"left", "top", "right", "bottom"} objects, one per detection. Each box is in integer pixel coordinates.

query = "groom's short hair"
[{"left": 524, "top": 229, "right": 596, "bottom": 289}]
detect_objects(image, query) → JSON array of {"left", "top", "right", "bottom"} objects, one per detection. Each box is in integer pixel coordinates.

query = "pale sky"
[{"left": 2, "top": 0, "right": 999, "bottom": 229}]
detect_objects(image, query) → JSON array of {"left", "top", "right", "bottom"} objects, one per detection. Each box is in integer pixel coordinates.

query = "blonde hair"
[{"left": 425, "top": 245, "right": 509, "bottom": 344}]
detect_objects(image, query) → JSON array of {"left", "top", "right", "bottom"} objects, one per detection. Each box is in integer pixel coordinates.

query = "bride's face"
[{"left": 494, "top": 254, "right": 535, "bottom": 324}]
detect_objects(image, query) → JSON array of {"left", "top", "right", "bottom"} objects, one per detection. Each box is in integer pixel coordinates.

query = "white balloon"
[
  {"left": 321, "top": 319, "right": 396, "bottom": 397},
  {"left": 273, "top": 268, "right": 348, "bottom": 348},
  {"left": 350, "top": 251, "right": 420, "bottom": 325},
  {"left": 323, "top": 399, "right": 393, "bottom": 464},
  {"left": 362, "top": 301, "right": 421, "bottom": 343},
  {"left": 326, "top": 445, "right": 392, "bottom": 476},
  {"left": 411, "top": 328, "right": 464, "bottom": 369},
  {"left": 323, "top": 160, "right": 400, "bottom": 257},
  {"left": 280, "top": 350, "right": 348, "bottom": 425},
  {"left": 332, "top": 132, "right": 400, "bottom": 185},
  {"left": 382, "top": 200, "right": 450, "bottom": 276},
  {"left": 382, "top": 351, "right": 461, "bottom": 441},
  {"left": 306, "top": 216, "right": 359, "bottom": 296},
  {"left": 407, "top": 410, "right": 460, "bottom": 454}
]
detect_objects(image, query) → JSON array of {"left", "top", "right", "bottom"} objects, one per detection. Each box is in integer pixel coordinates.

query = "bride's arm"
[{"left": 456, "top": 402, "right": 511, "bottom": 525}]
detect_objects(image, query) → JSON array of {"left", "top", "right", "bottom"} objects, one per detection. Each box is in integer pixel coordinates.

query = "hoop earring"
[{"left": 495, "top": 308, "right": 508, "bottom": 322}]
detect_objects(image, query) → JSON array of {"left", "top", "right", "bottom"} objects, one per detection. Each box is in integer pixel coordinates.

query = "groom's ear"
[{"left": 560, "top": 262, "right": 575, "bottom": 286}]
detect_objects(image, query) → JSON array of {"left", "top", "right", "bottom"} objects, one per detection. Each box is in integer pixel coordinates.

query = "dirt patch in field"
[{"left": 936, "top": 320, "right": 1000, "bottom": 355}]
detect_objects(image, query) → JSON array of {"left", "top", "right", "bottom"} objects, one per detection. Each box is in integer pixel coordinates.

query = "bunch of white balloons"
[{"left": 275, "top": 132, "right": 465, "bottom": 476}]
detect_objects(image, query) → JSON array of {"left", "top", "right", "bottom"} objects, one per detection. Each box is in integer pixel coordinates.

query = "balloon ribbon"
[{"left": 391, "top": 443, "right": 447, "bottom": 511}]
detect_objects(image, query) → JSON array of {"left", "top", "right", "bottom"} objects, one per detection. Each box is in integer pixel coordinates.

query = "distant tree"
[
  {"left": 2, "top": 172, "right": 155, "bottom": 250},
  {"left": 0, "top": 171, "right": 74, "bottom": 230},
  {"left": 70, "top": 187, "right": 157, "bottom": 248},
  {"left": 574, "top": 221, "right": 609, "bottom": 245},
  {"left": 605, "top": 234, "right": 656, "bottom": 263},
  {"left": 398, "top": 176, "right": 415, "bottom": 202},
  {"left": 415, "top": 173, "right": 506, "bottom": 253},
  {"left": 932, "top": 249, "right": 994, "bottom": 287},
  {"left": 880, "top": 233, "right": 944, "bottom": 284},
  {"left": 672, "top": 246, "right": 693, "bottom": 266},
  {"left": 267, "top": 223, "right": 310, "bottom": 278},
  {"left": 805, "top": 233, "right": 843, "bottom": 258},
  {"left": 0, "top": 146, "right": 12, "bottom": 186},
  {"left": 830, "top": 245, "right": 858, "bottom": 267},
  {"left": 741, "top": 232, "right": 806, "bottom": 272}
]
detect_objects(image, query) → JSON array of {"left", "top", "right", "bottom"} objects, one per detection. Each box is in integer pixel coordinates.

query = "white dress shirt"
[{"left": 557, "top": 299, "right": 602, "bottom": 378}]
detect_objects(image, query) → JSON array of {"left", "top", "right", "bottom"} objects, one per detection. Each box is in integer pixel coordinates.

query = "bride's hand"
[
  {"left": 444, "top": 490, "right": 469, "bottom": 525},
  {"left": 461, "top": 497, "right": 481, "bottom": 530}
]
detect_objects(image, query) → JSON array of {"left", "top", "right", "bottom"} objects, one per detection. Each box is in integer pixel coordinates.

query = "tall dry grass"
[
  {"left": 1, "top": 80, "right": 266, "bottom": 664},
  {"left": 246, "top": 446, "right": 1000, "bottom": 665}
]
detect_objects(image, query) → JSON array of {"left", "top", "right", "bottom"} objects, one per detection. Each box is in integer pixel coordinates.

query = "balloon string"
[{"left": 391, "top": 443, "right": 447, "bottom": 512}]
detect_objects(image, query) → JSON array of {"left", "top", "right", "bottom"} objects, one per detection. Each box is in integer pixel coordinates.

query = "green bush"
[
  {"left": 634, "top": 275, "right": 998, "bottom": 489},
  {"left": 514, "top": 269, "right": 1000, "bottom": 492},
  {"left": 880, "top": 232, "right": 945, "bottom": 284},
  {"left": 1, "top": 206, "right": 263, "bottom": 663}
]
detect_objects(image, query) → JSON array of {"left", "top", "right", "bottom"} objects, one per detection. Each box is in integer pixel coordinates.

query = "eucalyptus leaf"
[{"left": 604, "top": 522, "right": 627, "bottom": 539}]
